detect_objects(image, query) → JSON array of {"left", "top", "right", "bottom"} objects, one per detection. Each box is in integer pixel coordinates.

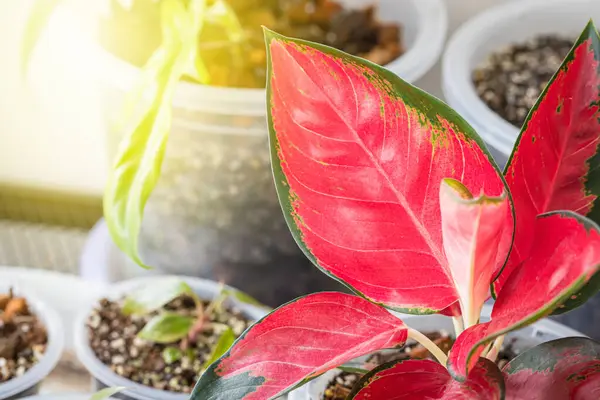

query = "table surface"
[{"left": 41, "top": 357, "right": 90, "bottom": 395}]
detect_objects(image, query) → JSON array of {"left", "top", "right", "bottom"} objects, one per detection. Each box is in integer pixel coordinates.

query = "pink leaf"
[
  {"left": 266, "top": 30, "right": 506, "bottom": 314},
  {"left": 191, "top": 292, "right": 408, "bottom": 400},
  {"left": 349, "top": 358, "right": 504, "bottom": 399},
  {"left": 439, "top": 179, "right": 510, "bottom": 326},
  {"left": 495, "top": 25, "right": 600, "bottom": 297},
  {"left": 503, "top": 337, "right": 600, "bottom": 400},
  {"left": 448, "top": 212, "right": 600, "bottom": 380}
]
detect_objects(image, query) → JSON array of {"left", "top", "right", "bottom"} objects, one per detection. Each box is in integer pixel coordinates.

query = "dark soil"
[
  {"left": 322, "top": 331, "right": 518, "bottom": 400},
  {"left": 473, "top": 35, "right": 574, "bottom": 128},
  {"left": 100, "top": 0, "right": 404, "bottom": 88},
  {"left": 0, "top": 290, "right": 48, "bottom": 383},
  {"left": 87, "top": 294, "right": 252, "bottom": 393}
]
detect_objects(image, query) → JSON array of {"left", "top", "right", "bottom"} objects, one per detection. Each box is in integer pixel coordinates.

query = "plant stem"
[
  {"left": 407, "top": 328, "right": 448, "bottom": 366},
  {"left": 452, "top": 316, "right": 464, "bottom": 336},
  {"left": 485, "top": 335, "right": 505, "bottom": 362}
]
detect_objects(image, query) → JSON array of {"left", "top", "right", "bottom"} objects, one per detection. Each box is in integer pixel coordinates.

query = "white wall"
[
  {"left": 0, "top": 0, "right": 108, "bottom": 196},
  {"left": 0, "top": 0, "right": 513, "bottom": 197}
]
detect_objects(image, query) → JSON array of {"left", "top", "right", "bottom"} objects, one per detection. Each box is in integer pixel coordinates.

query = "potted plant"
[
  {"left": 189, "top": 20, "right": 600, "bottom": 399},
  {"left": 22, "top": 0, "right": 447, "bottom": 307},
  {"left": 0, "top": 287, "right": 64, "bottom": 400},
  {"left": 72, "top": 276, "right": 268, "bottom": 399}
]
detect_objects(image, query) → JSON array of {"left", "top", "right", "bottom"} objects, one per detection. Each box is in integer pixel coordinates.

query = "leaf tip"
[
  {"left": 578, "top": 19, "right": 600, "bottom": 44},
  {"left": 262, "top": 27, "right": 285, "bottom": 45},
  {"left": 441, "top": 178, "right": 473, "bottom": 200}
]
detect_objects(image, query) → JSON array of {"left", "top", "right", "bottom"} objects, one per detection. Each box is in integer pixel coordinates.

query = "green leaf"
[
  {"left": 103, "top": 0, "right": 200, "bottom": 268},
  {"left": 183, "top": 0, "right": 210, "bottom": 83},
  {"left": 137, "top": 312, "right": 195, "bottom": 343},
  {"left": 21, "top": 0, "right": 65, "bottom": 77},
  {"left": 222, "top": 288, "right": 271, "bottom": 310},
  {"left": 202, "top": 327, "right": 235, "bottom": 370},
  {"left": 162, "top": 346, "right": 183, "bottom": 364},
  {"left": 337, "top": 365, "right": 369, "bottom": 375},
  {"left": 122, "top": 279, "right": 196, "bottom": 316},
  {"left": 89, "top": 387, "right": 127, "bottom": 400}
]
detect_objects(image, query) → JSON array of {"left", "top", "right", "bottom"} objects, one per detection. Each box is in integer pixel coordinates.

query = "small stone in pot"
[{"left": 473, "top": 35, "right": 574, "bottom": 128}]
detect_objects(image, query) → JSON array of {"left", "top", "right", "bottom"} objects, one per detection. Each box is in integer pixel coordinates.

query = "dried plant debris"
[
  {"left": 87, "top": 294, "right": 252, "bottom": 393},
  {"left": 322, "top": 331, "right": 518, "bottom": 400},
  {"left": 473, "top": 34, "right": 574, "bottom": 127},
  {"left": 0, "top": 289, "right": 48, "bottom": 382}
]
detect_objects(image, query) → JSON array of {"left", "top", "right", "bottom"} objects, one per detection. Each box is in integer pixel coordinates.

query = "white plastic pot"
[
  {"left": 442, "top": 0, "right": 600, "bottom": 167},
  {"left": 0, "top": 285, "right": 64, "bottom": 400},
  {"left": 288, "top": 304, "right": 585, "bottom": 400},
  {"left": 73, "top": 276, "right": 268, "bottom": 400}
]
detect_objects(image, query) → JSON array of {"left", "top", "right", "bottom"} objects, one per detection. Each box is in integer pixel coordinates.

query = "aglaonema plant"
[{"left": 189, "top": 21, "right": 600, "bottom": 400}]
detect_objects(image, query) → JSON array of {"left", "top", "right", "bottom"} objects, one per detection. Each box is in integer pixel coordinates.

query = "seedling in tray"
[
  {"left": 87, "top": 279, "right": 267, "bottom": 393},
  {"left": 190, "top": 21, "right": 600, "bottom": 399}
]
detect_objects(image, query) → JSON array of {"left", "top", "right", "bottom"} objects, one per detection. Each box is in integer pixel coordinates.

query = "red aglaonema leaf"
[
  {"left": 503, "top": 337, "right": 600, "bottom": 400},
  {"left": 448, "top": 211, "right": 600, "bottom": 380},
  {"left": 494, "top": 22, "right": 600, "bottom": 308},
  {"left": 439, "top": 178, "right": 510, "bottom": 327},
  {"left": 348, "top": 358, "right": 504, "bottom": 400},
  {"left": 265, "top": 28, "right": 507, "bottom": 314},
  {"left": 440, "top": 302, "right": 462, "bottom": 317},
  {"left": 190, "top": 292, "right": 408, "bottom": 400}
]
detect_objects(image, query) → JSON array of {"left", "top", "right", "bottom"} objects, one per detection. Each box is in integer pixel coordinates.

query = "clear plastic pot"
[
  {"left": 0, "top": 285, "right": 64, "bottom": 400},
  {"left": 82, "top": 0, "right": 448, "bottom": 307},
  {"left": 73, "top": 276, "right": 268, "bottom": 400},
  {"left": 288, "top": 304, "right": 586, "bottom": 399},
  {"left": 442, "top": 0, "right": 600, "bottom": 168}
]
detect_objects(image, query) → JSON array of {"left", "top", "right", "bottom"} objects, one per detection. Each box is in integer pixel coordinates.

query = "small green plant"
[
  {"left": 89, "top": 387, "right": 127, "bottom": 400},
  {"left": 121, "top": 279, "right": 267, "bottom": 367}
]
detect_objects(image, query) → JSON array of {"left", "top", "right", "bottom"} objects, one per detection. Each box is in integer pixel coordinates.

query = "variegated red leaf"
[
  {"left": 504, "top": 337, "right": 600, "bottom": 400},
  {"left": 448, "top": 212, "right": 600, "bottom": 380},
  {"left": 495, "top": 22, "right": 600, "bottom": 305},
  {"left": 190, "top": 292, "right": 407, "bottom": 400},
  {"left": 348, "top": 358, "right": 504, "bottom": 400},
  {"left": 440, "top": 179, "right": 510, "bottom": 327},
  {"left": 265, "top": 29, "right": 506, "bottom": 314}
]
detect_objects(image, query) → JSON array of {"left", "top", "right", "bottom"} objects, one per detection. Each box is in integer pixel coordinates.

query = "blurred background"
[{"left": 0, "top": 0, "right": 598, "bottom": 340}]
